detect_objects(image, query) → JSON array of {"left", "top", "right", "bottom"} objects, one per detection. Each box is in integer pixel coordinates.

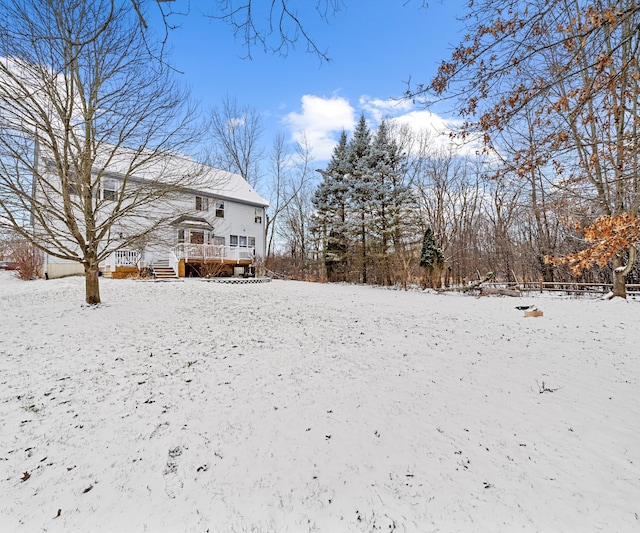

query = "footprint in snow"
[{"left": 163, "top": 446, "right": 183, "bottom": 499}]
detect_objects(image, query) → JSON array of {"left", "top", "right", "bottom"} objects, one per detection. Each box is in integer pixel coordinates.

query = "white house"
[{"left": 39, "top": 149, "right": 269, "bottom": 280}]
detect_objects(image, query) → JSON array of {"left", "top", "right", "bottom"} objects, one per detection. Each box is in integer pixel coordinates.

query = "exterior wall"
[
  {"left": 159, "top": 192, "right": 266, "bottom": 259},
  {"left": 36, "top": 154, "right": 268, "bottom": 277},
  {"left": 214, "top": 200, "right": 266, "bottom": 257},
  {"left": 43, "top": 258, "right": 84, "bottom": 279}
]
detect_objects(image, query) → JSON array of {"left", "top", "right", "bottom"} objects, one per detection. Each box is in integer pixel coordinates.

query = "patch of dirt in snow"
[{"left": 0, "top": 272, "right": 639, "bottom": 532}]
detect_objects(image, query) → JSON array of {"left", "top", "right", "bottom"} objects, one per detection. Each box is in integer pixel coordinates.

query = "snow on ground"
[{"left": 0, "top": 270, "right": 638, "bottom": 532}]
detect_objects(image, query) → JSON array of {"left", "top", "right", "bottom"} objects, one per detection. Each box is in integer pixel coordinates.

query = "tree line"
[
  {"left": 416, "top": 0, "right": 640, "bottom": 298},
  {"left": 261, "top": 113, "right": 639, "bottom": 292},
  {"left": 2, "top": 0, "right": 638, "bottom": 302},
  {"left": 258, "top": 0, "right": 640, "bottom": 298}
]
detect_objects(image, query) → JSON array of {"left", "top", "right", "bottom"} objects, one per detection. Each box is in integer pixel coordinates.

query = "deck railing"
[
  {"left": 115, "top": 250, "right": 140, "bottom": 266},
  {"left": 174, "top": 243, "right": 254, "bottom": 263}
]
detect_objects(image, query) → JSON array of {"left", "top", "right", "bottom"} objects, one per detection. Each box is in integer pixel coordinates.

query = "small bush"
[
  {"left": 7, "top": 239, "right": 43, "bottom": 280},
  {"left": 200, "top": 260, "right": 231, "bottom": 278}
]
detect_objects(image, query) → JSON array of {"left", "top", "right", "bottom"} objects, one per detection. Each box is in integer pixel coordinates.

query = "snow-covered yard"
[{"left": 0, "top": 271, "right": 638, "bottom": 532}]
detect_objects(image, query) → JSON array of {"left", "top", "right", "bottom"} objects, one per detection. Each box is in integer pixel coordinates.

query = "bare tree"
[
  {"left": 264, "top": 133, "right": 310, "bottom": 266},
  {"left": 207, "top": 0, "right": 346, "bottom": 60},
  {"left": 264, "top": 134, "right": 290, "bottom": 264},
  {"left": 207, "top": 96, "right": 264, "bottom": 188},
  {"left": 420, "top": 0, "right": 640, "bottom": 298},
  {"left": 412, "top": 137, "right": 487, "bottom": 285},
  {"left": 0, "top": 0, "right": 201, "bottom": 304},
  {"left": 276, "top": 136, "right": 315, "bottom": 278}
]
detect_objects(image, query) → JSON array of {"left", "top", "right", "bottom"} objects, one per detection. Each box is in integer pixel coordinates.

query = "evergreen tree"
[
  {"left": 312, "top": 131, "right": 350, "bottom": 281},
  {"left": 345, "top": 114, "right": 373, "bottom": 283},
  {"left": 313, "top": 118, "right": 421, "bottom": 286},
  {"left": 368, "top": 120, "right": 414, "bottom": 285},
  {"left": 420, "top": 226, "right": 444, "bottom": 288}
]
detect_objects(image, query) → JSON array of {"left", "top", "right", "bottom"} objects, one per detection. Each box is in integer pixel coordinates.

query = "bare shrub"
[
  {"left": 201, "top": 260, "right": 230, "bottom": 278},
  {"left": 8, "top": 239, "right": 43, "bottom": 280}
]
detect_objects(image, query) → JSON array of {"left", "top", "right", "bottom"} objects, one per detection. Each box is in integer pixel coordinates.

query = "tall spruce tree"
[
  {"left": 313, "top": 118, "right": 423, "bottom": 286},
  {"left": 312, "top": 131, "right": 350, "bottom": 281},
  {"left": 368, "top": 120, "right": 415, "bottom": 285},
  {"left": 346, "top": 114, "right": 373, "bottom": 283}
]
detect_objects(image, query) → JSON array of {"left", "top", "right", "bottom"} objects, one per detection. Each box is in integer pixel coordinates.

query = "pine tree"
[
  {"left": 312, "top": 131, "right": 350, "bottom": 281},
  {"left": 345, "top": 114, "right": 373, "bottom": 284},
  {"left": 368, "top": 120, "right": 415, "bottom": 285},
  {"left": 420, "top": 226, "right": 444, "bottom": 288}
]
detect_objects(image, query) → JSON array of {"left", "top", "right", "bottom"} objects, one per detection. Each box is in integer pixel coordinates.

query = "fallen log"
[
  {"left": 478, "top": 287, "right": 522, "bottom": 297},
  {"left": 460, "top": 271, "right": 495, "bottom": 292}
]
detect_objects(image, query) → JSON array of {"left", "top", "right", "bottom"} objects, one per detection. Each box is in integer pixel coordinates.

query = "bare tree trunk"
[
  {"left": 612, "top": 253, "right": 628, "bottom": 299},
  {"left": 432, "top": 264, "right": 443, "bottom": 289},
  {"left": 84, "top": 261, "right": 101, "bottom": 305}
]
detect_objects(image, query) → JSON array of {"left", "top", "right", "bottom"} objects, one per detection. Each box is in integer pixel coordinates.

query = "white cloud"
[
  {"left": 358, "top": 95, "right": 413, "bottom": 124},
  {"left": 358, "top": 96, "right": 464, "bottom": 149},
  {"left": 227, "top": 116, "right": 246, "bottom": 130},
  {"left": 359, "top": 97, "right": 480, "bottom": 155},
  {"left": 392, "top": 110, "right": 485, "bottom": 156},
  {"left": 283, "top": 94, "right": 480, "bottom": 162},
  {"left": 283, "top": 95, "right": 356, "bottom": 160},
  {"left": 391, "top": 110, "right": 462, "bottom": 147}
]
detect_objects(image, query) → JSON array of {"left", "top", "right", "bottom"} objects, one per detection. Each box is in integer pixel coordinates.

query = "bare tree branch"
[{"left": 0, "top": 0, "right": 203, "bottom": 304}]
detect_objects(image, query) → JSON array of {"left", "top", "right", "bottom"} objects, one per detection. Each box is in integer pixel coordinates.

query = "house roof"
[
  {"left": 89, "top": 144, "right": 270, "bottom": 208},
  {"left": 170, "top": 215, "right": 214, "bottom": 230},
  {"left": 188, "top": 166, "right": 269, "bottom": 208}
]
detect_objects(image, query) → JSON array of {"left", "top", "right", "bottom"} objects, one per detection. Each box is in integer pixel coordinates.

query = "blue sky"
[{"left": 149, "top": 1, "right": 469, "bottom": 162}]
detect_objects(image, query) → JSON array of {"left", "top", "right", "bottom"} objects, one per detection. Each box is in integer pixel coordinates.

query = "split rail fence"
[{"left": 481, "top": 281, "right": 640, "bottom": 296}]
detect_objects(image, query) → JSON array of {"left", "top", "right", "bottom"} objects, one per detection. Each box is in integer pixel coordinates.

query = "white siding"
[
  {"left": 37, "top": 148, "right": 268, "bottom": 276},
  {"left": 219, "top": 201, "right": 266, "bottom": 257}
]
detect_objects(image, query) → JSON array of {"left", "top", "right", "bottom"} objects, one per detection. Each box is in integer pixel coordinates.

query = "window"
[
  {"left": 213, "top": 236, "right": 225, "bottom": 246},
  {"left": 230, "top": 235, "right": 255, "bottom": 248},
  {"left": 67, "top": 182, "right": 79, "bottom": 196},
  {"left": 195, "top": 196, "right": 209, "bottom": 211},
  {"left": 255, "top": 208, "right": 262, "bottom": 224},
  {"left": 215, "top": 200, "right": 225, "bottom": 218},
  {"left": 190, "top": 230, "right": 205, "bottom": 244},
  {"left": 177, "top": 229, "right": 185, "bottom": 243},
  {"left": 102, "top": 180, "right": 117, "bottom": 201}
]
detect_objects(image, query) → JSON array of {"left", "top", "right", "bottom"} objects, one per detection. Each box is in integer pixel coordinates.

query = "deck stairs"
[{"left": 152, "top": 259, "right": 179, "bottom": 280}]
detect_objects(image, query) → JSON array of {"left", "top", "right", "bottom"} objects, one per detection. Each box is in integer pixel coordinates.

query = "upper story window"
[
  {"left": 212, "top": 236, "right": 225, "bottom": 246},
  {"left": 195, "top": 196, "right": 209, "bottom": 211},
  {"left": 255, "top": 208, "right": 263, "bottom": 224},
  {"left": 102, "top": 179, "right": 117, "bottom": 201},
  {"left": 215, "top": 200, "right": 225, "bottom": 218},
  {"left": 230, "top": 235, "right": 238, "bottom": 247}
]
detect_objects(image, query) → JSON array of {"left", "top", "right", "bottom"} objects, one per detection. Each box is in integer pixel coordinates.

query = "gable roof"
[
  {"left": 83, "top": 142, "right": 270, "bottom": 208},
  {"left": 188, "top": 166, "right": 269, "bottom": 207}
]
